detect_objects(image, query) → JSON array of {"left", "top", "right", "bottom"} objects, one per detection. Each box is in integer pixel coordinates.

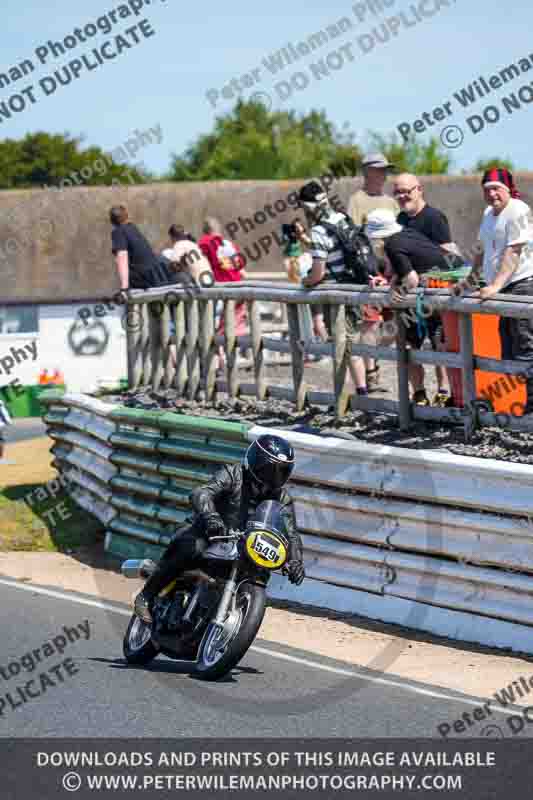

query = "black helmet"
[{"left": 243, "top": 435, "right": 295, "bottom": 494}]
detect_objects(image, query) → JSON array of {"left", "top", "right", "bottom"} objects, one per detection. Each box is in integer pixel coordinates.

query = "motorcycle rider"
[{"left": 134, "top": 434, "right": 306, "bottom": 624}]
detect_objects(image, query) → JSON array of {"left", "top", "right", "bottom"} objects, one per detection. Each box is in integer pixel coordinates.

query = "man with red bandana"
[{"left": 456, "top": 168, "right": 533, "bottom": 415}]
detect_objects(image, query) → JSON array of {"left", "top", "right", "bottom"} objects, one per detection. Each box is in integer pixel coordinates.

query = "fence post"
[
  {"left": 249, "top": 299, "right": 266, "bottom": 400},
  {"left": 140, "top": 304, "right": 151, "bottom": 387},
  {"left": 459, "top": 313, "right": 477, "bottom": 433},
  {"left": 149, "top": 302, "right": 164, "bottom": 391},
  {"left": 331, "top": 303, "right": 350, "bottom": 416},
  {"left": 185, "top": 297, "right": 201, "bottom": 400},
  {"left": 396, "top": 312, "right": 412, "bottom": 431},
  {"left": 160, "top": 304, "right": 173, "bottom": 389},
  {"left": 199, "top": 298, "right": 217, "bottom": 401},
  {"left": 173, "top": 299, "right": 188, "bottom": 396},
  {"left": 224, "top": 300, "right": 240, "bottom": 398},
  {"left": 126, "top": 301, "right": 142, "bottom": 389},
  {"left": 287, "top": 302, "right": 307, "bottom": 410}
]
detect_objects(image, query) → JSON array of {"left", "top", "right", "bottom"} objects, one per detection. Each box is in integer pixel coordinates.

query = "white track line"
[{"left": 0, "top": 577, "right": 520, "bottom": 717}]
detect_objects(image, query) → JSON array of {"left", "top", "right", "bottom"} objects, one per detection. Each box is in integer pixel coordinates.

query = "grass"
[{"left": 0, "top": 435, "right": 105, "bottom": 553}]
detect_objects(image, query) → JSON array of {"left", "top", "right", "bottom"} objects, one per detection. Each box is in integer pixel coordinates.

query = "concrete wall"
[{"left": 2, "top": 175, "right": 533, "bottom": 302}]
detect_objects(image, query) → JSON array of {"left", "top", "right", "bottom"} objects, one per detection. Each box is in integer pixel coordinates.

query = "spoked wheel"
[
  {"left": 195, "top": 583, "right": 266, "bottom": 681},
  {"left": 123, "top": 614, "right": 158, "bottom": 665}
]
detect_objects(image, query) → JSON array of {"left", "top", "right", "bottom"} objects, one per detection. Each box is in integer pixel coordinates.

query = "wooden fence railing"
[{"left": 123, "top": 280, "right": 533, "bottom": 435}]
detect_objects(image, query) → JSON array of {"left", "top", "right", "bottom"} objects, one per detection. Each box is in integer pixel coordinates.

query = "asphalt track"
[{"left": 1, "top": 578, "right": 530, "bottom": 740}]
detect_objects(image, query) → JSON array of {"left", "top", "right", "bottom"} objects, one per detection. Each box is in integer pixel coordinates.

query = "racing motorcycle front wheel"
[
  {"left": 195, "top": 582, "right": 266, "bottom": 681},
  {"left": 123, "top": 614, "right": 158, "bottom": 665}
]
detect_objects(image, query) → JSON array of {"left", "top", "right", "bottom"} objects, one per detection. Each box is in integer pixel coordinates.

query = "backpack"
[{"left": 321, "top": 215, "right": 378, "bottom": 285}]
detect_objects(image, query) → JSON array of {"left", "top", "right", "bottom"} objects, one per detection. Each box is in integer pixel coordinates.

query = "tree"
[
  {"left": 169, "top": 100, "right": 364, "bottom": 181},
  {"left": 169, "top": 101, "right": 453, "bottom": 181},
  {"left": 0, "top": 132, "right": 151, "bottom": 189},
  {"left": 472, "top": 157, "right": 516, "bottom": 174},
  {"left": 367, "top": 132, "right": 452, "bottom": 175}
]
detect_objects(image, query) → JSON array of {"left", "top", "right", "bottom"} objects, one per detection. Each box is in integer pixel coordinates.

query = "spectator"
[
  {"left": 299, "top": 180, "right": 371, "bottom": 399},
  {"left": 348, "top": 152, "right": 399, "bottom": 390},
  {"left": 348, "top": 152, "right": 399, "bottom": 226},
  {"left": 393, "top": 173, "right": 465, "bottom": 405},
  {"left": 282, "top": 223, "right": 317, "bottom": 364},
  {"left": 199, "top": 217, "right": 247, "bottom": 280},
  {"left": 199, "top": 217, "right": 248, "bottom": 372},
  {"left": 162, "top": 224, "right": 211, "bottom": 285},
  {"left": 394, "top": 172, "right": 464, "bottom": 260},
  {"left": 366, "top": 209, "right": 452, "bottom": 406},
  {"left": 289, "top": 219, "right": 330, "bottom": 350},
  {"left": 456, "top": 168, "right": 533, "bottom": 415},
  {"left": 109, "top": 205, "right": 170, "bottom": 292}
]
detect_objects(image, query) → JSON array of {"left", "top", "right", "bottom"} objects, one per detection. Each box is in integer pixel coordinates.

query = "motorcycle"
[{"left": 121, "top": 500, "right": 293, "bottom": 680}]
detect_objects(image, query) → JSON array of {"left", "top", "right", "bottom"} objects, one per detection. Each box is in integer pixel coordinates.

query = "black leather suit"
[{"left": 143, "top": 464, "right": 304, "bottom": 598}]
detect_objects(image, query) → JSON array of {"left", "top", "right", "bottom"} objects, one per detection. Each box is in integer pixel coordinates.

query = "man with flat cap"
[
  {"left": 348, "top": 152, "right": 399, "bottom": 227},
  {"left": 347, "top": 152, "right": 400, "bottom": 389}
]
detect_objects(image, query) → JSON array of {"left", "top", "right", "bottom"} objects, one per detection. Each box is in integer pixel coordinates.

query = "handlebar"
[{"left": 208, "top": 531, "right": 242, "bottom": 541}]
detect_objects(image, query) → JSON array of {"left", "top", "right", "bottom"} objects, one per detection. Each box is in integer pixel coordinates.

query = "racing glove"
[
  {"left": 204, "top": 514, "right": 226, "bottom": 538},
  {"left": 283, "top": 560, "right": 305, "bottom": 586}
]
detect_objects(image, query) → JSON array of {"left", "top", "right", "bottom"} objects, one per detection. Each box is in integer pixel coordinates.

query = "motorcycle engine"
[{"left": 165, "top": 592, "right": 190, "bottom": 632}]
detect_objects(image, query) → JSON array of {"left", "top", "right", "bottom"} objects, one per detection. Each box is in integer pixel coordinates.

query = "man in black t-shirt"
[
  {"left": 110, "top": 204, "right": 179, "bottom": 369},
  {"left": 397, "top": 199, "right": 451, "bottom": 246},
  {"left": 110, "top": 205, "right": 164, "bottom": 291},
  {"left": 366, "top": 210, "right": 451, "bottom": 406},
  {"left": 393, "top": 173, "right": 460, "bottom": 254}
]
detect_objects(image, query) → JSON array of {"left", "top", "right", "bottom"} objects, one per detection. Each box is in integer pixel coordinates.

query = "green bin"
[{"left": 3, "top": 385, "right": 66, "bottom": 418}]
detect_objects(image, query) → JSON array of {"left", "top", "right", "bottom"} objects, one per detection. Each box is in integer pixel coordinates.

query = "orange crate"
[{"left": 440, "top": 293, "right": 525, "bottom": 413}]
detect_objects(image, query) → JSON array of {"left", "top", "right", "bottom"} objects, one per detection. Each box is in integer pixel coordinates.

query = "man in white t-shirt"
[{"left": 456, "top": 168, "right": 533, "bottom": 413}]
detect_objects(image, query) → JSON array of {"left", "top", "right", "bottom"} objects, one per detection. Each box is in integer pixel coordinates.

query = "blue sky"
[{"left": 2, "top": 0, "right": 533, "bottom": 176}]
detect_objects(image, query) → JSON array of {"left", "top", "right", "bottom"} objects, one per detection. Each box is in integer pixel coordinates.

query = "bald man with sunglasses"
[{"left": 393, "top": 173, "right": 464, "bottom": 406}]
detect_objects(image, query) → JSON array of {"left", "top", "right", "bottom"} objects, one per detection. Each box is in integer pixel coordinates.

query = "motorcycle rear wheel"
[
  {"left": 123, "top": 614, "right": 158, "bottom": 665},
  {"left": 195, "top": 582, "right": 266, "bottom": 681}
]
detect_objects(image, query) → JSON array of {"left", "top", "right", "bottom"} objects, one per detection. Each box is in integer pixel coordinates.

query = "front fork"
[{"left": 213, "top": 563, "right": 239, "bottom": 627}]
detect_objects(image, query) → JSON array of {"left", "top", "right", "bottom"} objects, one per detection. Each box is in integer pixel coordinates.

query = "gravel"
[{"left": 101, "top": 357, "right": 533, "bottom": 467}]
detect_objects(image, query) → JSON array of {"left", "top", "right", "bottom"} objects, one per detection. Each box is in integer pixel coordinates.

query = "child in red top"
[{"left": 199, "top": 219, "right": 248, "bottom": 370}]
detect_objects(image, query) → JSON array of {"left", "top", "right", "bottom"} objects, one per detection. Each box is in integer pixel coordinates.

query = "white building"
[{"left": 0, "top": 299, "right": 127, "bottom": 400}]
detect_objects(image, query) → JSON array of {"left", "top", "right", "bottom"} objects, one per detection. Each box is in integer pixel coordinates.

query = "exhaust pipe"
[{"left": 121, "top": 559, "right": 157, "bottom": 579}]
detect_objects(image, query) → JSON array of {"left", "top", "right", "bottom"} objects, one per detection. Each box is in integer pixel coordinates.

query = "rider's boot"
[{"left": 133, "top": 559, "right": 180, "bottom": 624}]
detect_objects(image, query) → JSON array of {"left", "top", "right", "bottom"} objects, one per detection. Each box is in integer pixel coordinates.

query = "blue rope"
[{"left": 416, "top": 288, "right": 428, "bottom": 340}]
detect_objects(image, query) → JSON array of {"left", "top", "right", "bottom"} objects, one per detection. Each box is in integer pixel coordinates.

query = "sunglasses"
[{"left": 393, "top": 186, "right": 419, "bottom": 197}]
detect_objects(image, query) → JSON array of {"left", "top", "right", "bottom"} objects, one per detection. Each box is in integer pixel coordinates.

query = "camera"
[{"left": 281, "top": 222, "right": 299, "bottom": 244}]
